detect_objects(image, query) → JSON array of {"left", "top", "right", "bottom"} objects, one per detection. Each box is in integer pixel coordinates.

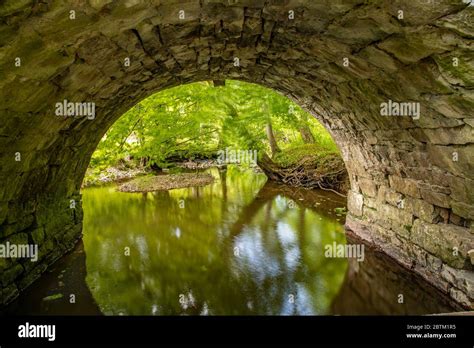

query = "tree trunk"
[
  {"left": 299, "top": 125, "right": 315, "bottom": 143},
  {"left": 266, "top": 122, "right": 281, "bottom": 157},
  {"left": 257, "top": 153, "right": 282, "bottom": 182},
  {"left": 212, "top": 80, "right": 225, "bottom": 87}
]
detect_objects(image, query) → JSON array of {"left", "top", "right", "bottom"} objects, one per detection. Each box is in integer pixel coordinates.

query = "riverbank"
[
  {"left": 118, "top": 172, "right": 215, "bottom": 192},
  {"left": 258, "top": 144, "right": 349, "bottom": 196},
  {"left": 83, "top": 145, "right": 348, "bottom": 195},
  {"left": 3, "top": 175, "right": 462, "bottom": 315},
  {"left": 82, "top": 164, "right": 148, "bottom": 188},
  {"left": 82, "top": 159, "right": 223, "bottom": 188}
]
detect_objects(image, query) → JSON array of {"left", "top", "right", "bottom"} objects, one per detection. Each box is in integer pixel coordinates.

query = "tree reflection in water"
[
  {"left": 83, "top": 166, "right": 347, "bottom": 315},
  {"left": 3, "top": 166, "right": 460, "bottom": 315}
]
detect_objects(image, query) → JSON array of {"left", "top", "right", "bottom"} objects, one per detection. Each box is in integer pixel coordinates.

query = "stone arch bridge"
[{"left": 0, "top": 0, "right": 473, "bottom": 308}]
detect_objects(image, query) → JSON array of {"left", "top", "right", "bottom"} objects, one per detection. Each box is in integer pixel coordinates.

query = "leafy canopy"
[{"left": 90, "top": 80, "right": 338, "bottom": 169}]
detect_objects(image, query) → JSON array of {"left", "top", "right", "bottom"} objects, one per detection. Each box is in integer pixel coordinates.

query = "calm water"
[{"left": 2, "top": 166, "right": 462, "bottom": 315}]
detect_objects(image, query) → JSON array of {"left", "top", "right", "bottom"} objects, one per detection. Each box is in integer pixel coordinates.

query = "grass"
[{"left": 273, "top": 143, "right": 340, "bottom": 169}]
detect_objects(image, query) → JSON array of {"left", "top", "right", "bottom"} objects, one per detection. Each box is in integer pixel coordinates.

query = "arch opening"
[
  {"left": 0, "top": 0, "right": 472, "bottom": 310},
  {"left": 78, "top": 80, "right": 351, "bottom": 315}
]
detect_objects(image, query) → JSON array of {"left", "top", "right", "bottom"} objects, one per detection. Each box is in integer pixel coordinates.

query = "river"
[{"left": 2, "top": 166, "right": 461, "bottom": 315}]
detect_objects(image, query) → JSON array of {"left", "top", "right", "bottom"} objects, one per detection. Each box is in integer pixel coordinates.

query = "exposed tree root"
[{"left": 258, "top": 153, "right": 349, "bottom": 196}]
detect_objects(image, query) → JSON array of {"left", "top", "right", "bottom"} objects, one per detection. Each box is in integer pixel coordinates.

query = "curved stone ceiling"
[{"left": 0, "top": 0, "right": 473, "bottom": 308}]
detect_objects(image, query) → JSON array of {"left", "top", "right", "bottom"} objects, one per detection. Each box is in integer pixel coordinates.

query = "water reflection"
[
  {"left": 82, "top": 166, "right": 348, "bottom": 315},
  {"left": 331, "top": 233, "right": 464, "bottom": 315},
  {"left": 1, "top": 166, "right": 461, "bottom": 315}
]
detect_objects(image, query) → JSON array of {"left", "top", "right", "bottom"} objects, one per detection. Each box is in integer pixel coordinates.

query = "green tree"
[{"left": 88, "top": 80, "right": 337, "bottom": 172}]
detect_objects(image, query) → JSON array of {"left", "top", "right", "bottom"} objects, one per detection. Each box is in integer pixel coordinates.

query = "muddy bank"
[{"left": 118, "top": 172, "right": 215, "bottom": 192}]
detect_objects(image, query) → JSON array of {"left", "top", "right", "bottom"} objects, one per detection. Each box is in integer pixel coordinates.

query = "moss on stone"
[
  {"left": 273, "top": 144, "right": 340, "bottom": 169},
  {"left": 42, "top": 293, "right": 63, "bottom": 301}
]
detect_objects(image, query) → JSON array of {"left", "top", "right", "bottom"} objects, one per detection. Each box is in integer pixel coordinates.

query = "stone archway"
[{"left": 0, "top": 0, "right": 473, "bottom": 308}]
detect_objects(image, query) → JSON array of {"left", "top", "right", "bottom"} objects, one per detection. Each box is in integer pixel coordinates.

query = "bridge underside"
[{"left": 0, "top": 0, "right": 473, "bottom": 308}]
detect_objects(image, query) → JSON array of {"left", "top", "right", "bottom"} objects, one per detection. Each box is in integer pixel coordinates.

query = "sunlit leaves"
[{"left": 90, "top": 80, "right": 335, "bottom": 169}]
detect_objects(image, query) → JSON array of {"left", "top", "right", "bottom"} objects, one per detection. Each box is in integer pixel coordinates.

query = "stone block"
[
  {"left": 384, "top": 187, "right": 403, "bottom": 207},
  {"left": 448, "top": 175, "right": 474, "bottom": 203},
  {"left": 0, "top": 201, "right": 7, "bottom": 225},
  {"left": 0, "top": 214, "right": 34, "bottom": 239},
  {"left": 380, "top": 203, "right": 414, "bottom": 227},
  {"left": 1, "top": 262, "right": 24, "bottom": 286},
  {"left": 38, "top": 238, "right": 54, "bottom": 262},
  {"left": 441, "top": 265, "right": 474, "bottom": 300},
  {"left": 449, "top": 288, "right": 471, "bottom": 308},
  {"left": 428, "top": 144, "right": 474, "bottom": 180},
  {"left": 389, "top": 175, "right": 420, "bottom": 198},
  {"left": 88, "top": 0, "right": 113, "bottom": 11},
  {"left": 411, "top": 220, "right": 474, "bottom": 269},
  {"left": 18, "top": 263, "right": 47, "bottom": 291},
  {"left": 423, "top": 125, "right": 474, "bottom": 145},
  {"left": 0, "top": 256, "right": 11, "bottom": 272},
  {"left": 404, "top": 197, "right": 438, "bottom": 223},
  {"left": 2, "top": 283, "right": 19, "bottom": 304},
  {"left": 451, "top": 201, "right": 474, "bottom": 221},
  {"left": 363, "top": 205, "right": 379, "bottom": 223},
  {"left": 348, "top": 190, "right": 364, "bottom": 217},
  {"left": 31, "top": 227, "right": 45, "bottom": 245},
  {"left": 376, "top": 185, "right": 387, "bottom": 203},
  {"left": 378, "top": 35, "right": 438, "bottom": 64},
  {"left": 358, "top": 178, "right": 377, "bottom": 197},
  {"left": 5, "top": 232, "right": 29, "bottom": 246},
  {"left": 420, "top": 188, "right": 451, "bottom": 208},
  {"left": 449, "top": 212, "right": 464, "bottom": 226}
]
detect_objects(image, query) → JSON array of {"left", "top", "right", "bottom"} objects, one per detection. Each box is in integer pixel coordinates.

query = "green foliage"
[
  {"left": 273, "top": 144, "right": 339, "bottom": 168},
  {"left": 42, "top": 293, "right": 64, "bottom": 301},
  {"left": 82, "top": 166, "right": 347, "bottom": 315},
  {"left": 306, "top": 122, "right": 339, "bottom": 152},
  {"left": 89, "top": 80, "right": 338, "bottom": 171}
]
